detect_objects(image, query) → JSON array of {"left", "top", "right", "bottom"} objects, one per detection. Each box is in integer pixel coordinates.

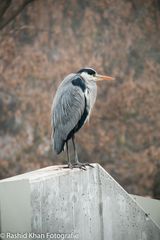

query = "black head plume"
[{"left": 77, "top": 67, "right": 96, "bottom": 76}]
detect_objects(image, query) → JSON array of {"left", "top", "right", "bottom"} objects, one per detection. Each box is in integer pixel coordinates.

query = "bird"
[{"left": 51, "top": 67, "right": 114, "bottom": 170}]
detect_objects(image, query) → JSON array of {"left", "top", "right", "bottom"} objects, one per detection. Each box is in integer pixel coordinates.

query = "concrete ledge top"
[
  {"left": 0, "top": 163, "right": 100, "bottom": 182},
  {"left": 0, "top": 163, "right": 160, "bottom": 240}
]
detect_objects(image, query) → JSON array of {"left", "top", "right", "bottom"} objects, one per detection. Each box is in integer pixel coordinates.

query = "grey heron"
[{"left": 51, "top": 67, "right": 114, "bottom": 169}]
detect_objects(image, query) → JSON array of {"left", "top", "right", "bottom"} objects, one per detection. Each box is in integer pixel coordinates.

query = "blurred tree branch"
[
  {"left": 0, "top": 0, "right": 12, "bottom": 19},
  {"left": 0, "top": 0, "right": 35, "bottom": 31}
]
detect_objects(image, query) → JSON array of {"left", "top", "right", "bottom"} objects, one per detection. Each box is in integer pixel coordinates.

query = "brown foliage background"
[{"left": 0, "top": 0, "right": 160, "bottom": 199}]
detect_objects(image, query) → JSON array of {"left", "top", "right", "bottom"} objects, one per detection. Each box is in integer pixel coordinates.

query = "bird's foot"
[
  {"left": 65, "top": 162, "right": 94, "bottom": 170},
  {"left": 65, "top": 162, "right": 86, "bottom": 170},
  {"left": 63, "top": 163, "right": 73, "bottom": 169},
  {"left": 85, "top": 162, "right": 94, "bottom": 168},
  {"left": 73, "top": 162, "right": 94, "bottom": 170},
  {"left": 67, "top": 162, "right": 73, "bottom": 169}
]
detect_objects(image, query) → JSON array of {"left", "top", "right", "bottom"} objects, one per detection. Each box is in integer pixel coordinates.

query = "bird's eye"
[
  {"left": 89, "top": 70, "right": 96, "bottom": 76},
  {"left": 90, "top": 72, "right": 96, "bottom": 77}
]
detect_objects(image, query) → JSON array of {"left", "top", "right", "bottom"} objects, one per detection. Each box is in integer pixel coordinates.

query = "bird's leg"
[
  {"left": 72, "top": 135, "right": 86, "bottom": 170},
  {"left": 72, "top": 135, "right": 94, "bottom": 170},
  {"left": 72, "top": 135, "right": 79, "bottom": 163},
  {"left": 66, "top": 141, "right": 73, "bottom": 169}
]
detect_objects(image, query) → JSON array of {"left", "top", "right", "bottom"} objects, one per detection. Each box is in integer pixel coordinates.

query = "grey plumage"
[
  {"left": 51, "top": 67, "right": 114, "bottom": 169},
  {"left": 51, "top": 72, "right": 97, "bottom": 154}
]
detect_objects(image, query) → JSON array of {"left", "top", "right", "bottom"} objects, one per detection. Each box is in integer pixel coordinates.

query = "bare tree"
[{"left": 0, "top": 0, "right": 35, "bottom": 31}]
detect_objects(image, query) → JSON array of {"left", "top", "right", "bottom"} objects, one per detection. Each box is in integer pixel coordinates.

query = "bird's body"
[
  {"left": 52, "top": 72, "right": 97, "bottom": 154},
  {"left": 51, "top": 68, "right": 114, "bottom": 169}
]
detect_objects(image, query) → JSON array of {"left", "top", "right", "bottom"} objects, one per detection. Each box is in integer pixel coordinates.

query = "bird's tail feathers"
[{"left": 52, "top": 131, "right": 64, "bottom": 154}]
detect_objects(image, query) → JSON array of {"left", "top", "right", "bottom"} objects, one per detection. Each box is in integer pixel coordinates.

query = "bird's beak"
[{"left": 95, "top": 74, "right": 115, "bottom": 81}]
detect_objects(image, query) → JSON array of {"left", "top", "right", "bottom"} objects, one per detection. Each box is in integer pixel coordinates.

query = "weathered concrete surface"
[
  {"left": 0, "top": 164, "right": 160, "bottom": 240},
  {"left": 130, "top": 194, "right": 160, "bottom": 228}
]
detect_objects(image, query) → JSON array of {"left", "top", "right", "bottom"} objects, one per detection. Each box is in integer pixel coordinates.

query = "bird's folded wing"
[{"left": 52, "top": 84, "right": 85, "bottom": 141}]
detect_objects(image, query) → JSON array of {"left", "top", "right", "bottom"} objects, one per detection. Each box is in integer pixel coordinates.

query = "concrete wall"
[
  {"left": 0, "top": 164, "right": 160, "bottom": 240},
  {"left": 130, "top": 194, "right": 160, "bottom": 228}
]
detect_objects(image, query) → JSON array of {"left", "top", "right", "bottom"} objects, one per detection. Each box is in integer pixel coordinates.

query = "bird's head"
[{"left": 77, "top": 67, "right": 115, "bottom": 82}]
